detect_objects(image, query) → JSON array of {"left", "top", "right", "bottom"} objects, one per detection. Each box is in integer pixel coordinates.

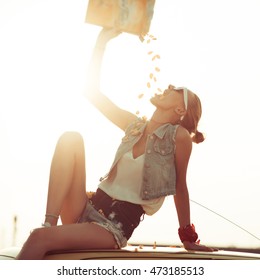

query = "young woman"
[{"left": 17, "top": 29, "right": 216, "bottom": 259}]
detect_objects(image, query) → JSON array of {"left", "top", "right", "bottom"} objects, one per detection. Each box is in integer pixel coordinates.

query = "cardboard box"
[{"left": 85, "top": 0, "right": 156, "bottom": 36}]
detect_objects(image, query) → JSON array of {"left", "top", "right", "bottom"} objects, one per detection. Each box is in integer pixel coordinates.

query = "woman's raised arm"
[{"left": 85, "top": 28, "right": 137, "bottom": 131}]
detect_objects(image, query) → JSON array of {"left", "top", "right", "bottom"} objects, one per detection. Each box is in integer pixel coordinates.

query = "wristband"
[{"left": 178, "top": 224, "right": 199, "bottom": 243}]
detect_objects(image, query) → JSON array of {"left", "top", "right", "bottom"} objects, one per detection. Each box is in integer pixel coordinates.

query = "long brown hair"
[{"left": 181, "top": 91, "right": 205, "bottom": 144}]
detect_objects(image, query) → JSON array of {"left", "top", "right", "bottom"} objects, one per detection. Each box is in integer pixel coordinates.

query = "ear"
[{"left": 174, "top": 107, "right": 186, "bottom": 117}]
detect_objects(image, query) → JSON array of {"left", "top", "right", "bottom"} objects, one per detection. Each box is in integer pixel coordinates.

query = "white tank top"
[{"left": 99, "top": 150, "right": 165, "bottom": 215}]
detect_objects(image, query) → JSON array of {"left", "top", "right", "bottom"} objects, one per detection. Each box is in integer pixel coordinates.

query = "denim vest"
[{"left": 100, "top": 118, "right": 179, "bottom": 200}]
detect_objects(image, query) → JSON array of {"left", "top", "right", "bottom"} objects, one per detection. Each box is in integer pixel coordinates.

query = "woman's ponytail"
[
  {"left": 191, "top": 130, "right": 205, "bottom": 144},
  {"left": 181, "top": 91, "right": 205, "bottom": 144}
]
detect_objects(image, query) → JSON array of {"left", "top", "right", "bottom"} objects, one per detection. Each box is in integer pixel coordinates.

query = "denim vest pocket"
[{"left": 153, "top": 138, "right": 173, "bottom": 156}]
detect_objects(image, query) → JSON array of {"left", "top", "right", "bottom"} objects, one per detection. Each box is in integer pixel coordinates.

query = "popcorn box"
[{"left": 85, "top": 0, "right": 156, "bottom": 36}]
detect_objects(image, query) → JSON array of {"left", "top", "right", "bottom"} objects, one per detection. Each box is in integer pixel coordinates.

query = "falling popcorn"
[
  {"left": 135, "top": 33, "right": 162, "bottom": 117},
  {"left": 122, "top": 135, "right": 129, "bottom": 142},
  {"left": 149, "top": 34, "right": 157, "bottom": 40},
  {"left": 130, "top": 128, "right": 142, "bottom": 136},
  {"left": 152, "top": 54, "right": 160, "bottom": 61}
]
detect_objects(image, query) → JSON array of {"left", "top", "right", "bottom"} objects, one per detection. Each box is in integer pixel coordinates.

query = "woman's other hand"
[{"left": 183, "top": 241, "right": 218, "bottom": 252}]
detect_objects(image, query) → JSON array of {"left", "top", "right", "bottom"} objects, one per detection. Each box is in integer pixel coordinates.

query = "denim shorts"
[
  {"left": 77, "top": 202, "right": 127, "bottom": 248},
  {"left": 77, "top": 189, "right": 144, "bottom": 248}
]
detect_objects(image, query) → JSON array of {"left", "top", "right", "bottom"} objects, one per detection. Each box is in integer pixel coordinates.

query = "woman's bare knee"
[
  {"left": 59, "top": 131, "right": 84, "bottom": 146},
  {"left": 56, "top": 131, "right": 85, "bottom": 158}
]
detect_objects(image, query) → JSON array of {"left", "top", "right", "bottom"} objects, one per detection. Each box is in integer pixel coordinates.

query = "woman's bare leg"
[
  {"left": 16, "top": 132, "right": 119, "bottom": 260},
  {"left": 44, "top": 131, "right": 87, "bottom": 226},
  {"left": 16, "top": 223, "right": 117, "bottom": 259}
]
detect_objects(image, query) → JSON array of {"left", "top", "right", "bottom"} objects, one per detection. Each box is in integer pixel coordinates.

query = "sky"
[{"left": 0, "top": 0, "right": 260, "bottom": 250}]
